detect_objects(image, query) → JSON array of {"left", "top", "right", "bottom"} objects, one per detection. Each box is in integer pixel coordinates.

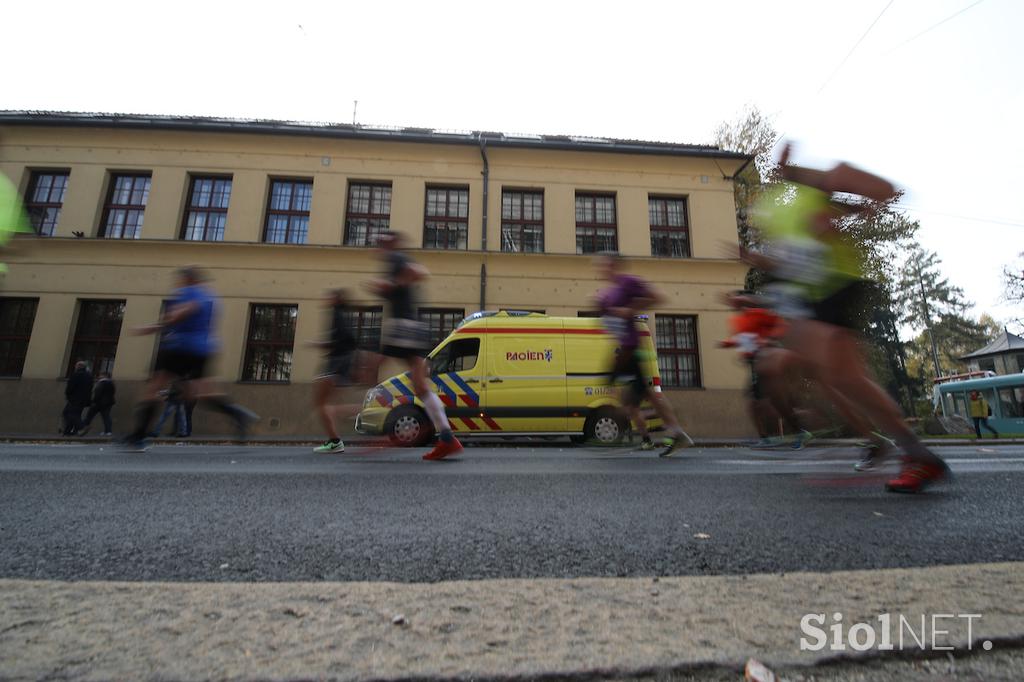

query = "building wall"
[{"left": 0, "top": 124, "right": 753, "bottom": 437}]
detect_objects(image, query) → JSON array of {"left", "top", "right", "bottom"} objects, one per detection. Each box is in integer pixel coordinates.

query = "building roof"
[
  {"left": 961, "top": 328, "right": 1024, "bottom": 360},
  {"left": 0, "top": 110, "right": 751, "bottom": 162}
]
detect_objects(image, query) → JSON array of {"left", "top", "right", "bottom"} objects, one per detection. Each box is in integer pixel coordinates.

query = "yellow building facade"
[{"left": 0, "top": 112, "right": 754, "bottom": 438}]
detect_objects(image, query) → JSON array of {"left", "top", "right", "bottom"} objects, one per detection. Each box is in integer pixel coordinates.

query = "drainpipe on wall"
[{"left": 479, "top": 135, "right": 490, "bottom": 312}]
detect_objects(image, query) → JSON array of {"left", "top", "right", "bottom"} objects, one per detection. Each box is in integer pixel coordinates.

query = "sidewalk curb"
[{"left": 2, "top": 562, "right": 1022, "bottom": 681}]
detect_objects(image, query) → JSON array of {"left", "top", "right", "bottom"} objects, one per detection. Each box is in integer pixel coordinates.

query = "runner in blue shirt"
[{"left": 123, "top": 266, "right": 257, "bottom": 451}]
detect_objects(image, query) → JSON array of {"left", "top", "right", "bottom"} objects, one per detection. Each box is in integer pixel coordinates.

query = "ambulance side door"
[{"left": 428, "top": 333, "right": 487, "bottom": 433}]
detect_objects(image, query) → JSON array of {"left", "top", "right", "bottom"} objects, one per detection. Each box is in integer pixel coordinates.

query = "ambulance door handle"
[
  {"left": 464, "top": 378, "right": 480, "bottom": 384},
  {"left": 488, "top": 377, "right": 504, "bottom": 384}
]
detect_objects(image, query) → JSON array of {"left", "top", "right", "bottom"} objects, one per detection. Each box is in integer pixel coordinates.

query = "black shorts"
[
  {"left": 610, "top": 349, "right": 649, "bottom": 407},
  {"left": 381, "top": 318, "right": 429, "bottom": 359},
  {"left": 812, "top": 280, "right": 869, "bottom": 330},
  {"left": 318, "top": 353, "right": 355, "bottom": 386},
  {"left": 154, "top": 350, "right": 209, "bottom": 380}
]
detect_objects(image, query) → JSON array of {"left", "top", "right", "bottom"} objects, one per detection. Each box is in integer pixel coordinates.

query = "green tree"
[
  {"left": 895, "top": 243, "right": 976, "bottom": 377},
  {"left": 1002, "top": 251, "right": 1024, "bottom": 327},
  {"left": 905, "top": 313, "right": 1001, "bottom": 383},
  {"left": 713, "top": 104, "right": 779, "bottom": 289}
]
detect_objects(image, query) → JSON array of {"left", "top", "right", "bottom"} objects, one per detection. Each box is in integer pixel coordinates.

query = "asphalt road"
[{"left": 1, "top": 441, "right": 1022, "bottom": 583}]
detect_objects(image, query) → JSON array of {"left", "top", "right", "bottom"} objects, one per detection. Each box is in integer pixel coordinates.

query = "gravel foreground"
[{"left": 1, "top": 562, "right": 1022, "bottom": 681}]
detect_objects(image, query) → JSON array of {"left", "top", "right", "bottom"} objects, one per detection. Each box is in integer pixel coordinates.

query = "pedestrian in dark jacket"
[
  {"left": 79, "top": 373, "right": 116, "bottom": 436},
  {"left": 62, "top": 361, "right": 93, "bottom": 435}
]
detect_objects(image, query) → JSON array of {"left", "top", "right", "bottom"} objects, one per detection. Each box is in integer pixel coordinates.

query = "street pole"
[{"left": 916, "top": 265, "right": 943, "bottom": 378}]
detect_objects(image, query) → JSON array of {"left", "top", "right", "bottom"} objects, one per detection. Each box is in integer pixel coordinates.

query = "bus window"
[
  {"left": 998, "top": 387, "right": 1024, "bottom": 418},
  {"left": 952, "top": 393, "right": 967, "bottom": 417}
]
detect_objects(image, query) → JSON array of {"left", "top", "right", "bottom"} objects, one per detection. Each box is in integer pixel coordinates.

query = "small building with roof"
[{"left": 961, "top": 328, "right": 1024, "bottom": 375}]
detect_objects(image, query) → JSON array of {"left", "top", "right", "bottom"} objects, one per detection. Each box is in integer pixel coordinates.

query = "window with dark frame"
[
  {"left": 649, "top": 195, "right": 691, "bottom": 258},
  {"left": 101, "top": 174, "right": 151, "bottom": 239},
  {"left": 182, "top": 176, "right": 232, "bottom": 241},
  {"left": 419, "top": 308, "right": 465, "bottom": 347},
  {"left": 339, "top": 306, "right": 384, "bottom": 352},
  {"left": 424, "top": 186, "right": 469, "bottom": 250},
  {"left": 242, "top": 304, "right": 298, "bottom": 382},
  {"left": 501, "top": 189, "right": 544, "bottom": 253},
  {"left": 264, "top": 180, "right": 312, "bottom": 244},
  {"left": 344, "top": 183, "right": 392, "bottom": 246},
  {"left": 430, "top": 337, "right": 480, "bottom": 375},
  {"left": 575, "top": 193, "right": 617, "bottom": 254},
  {"left": 67, "top": 300, "right": 125, "bottom": 377},
  {"left": 0, "top": 298, "right": 39, "bottom": 377},
  {"left": 25, "top": 171, "right": 69, "bottom": 236},
  {"left": 655, "top": 315, "right": 701, "bottom": 388}
]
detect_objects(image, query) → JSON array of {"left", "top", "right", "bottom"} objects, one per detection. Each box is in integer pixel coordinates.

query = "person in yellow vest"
[{"left": 969, "top": 390, "right": 999, "bottom": 439}]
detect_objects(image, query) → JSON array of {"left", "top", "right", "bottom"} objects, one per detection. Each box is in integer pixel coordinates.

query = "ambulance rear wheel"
[
  {"left": 584, "top": 407, "right": 626, "bottom": 445},
  {"left": 385, "top": 406, "right": 433, "bottom": 447}
]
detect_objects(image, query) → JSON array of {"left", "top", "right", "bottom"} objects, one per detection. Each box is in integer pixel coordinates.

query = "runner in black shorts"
[
  {"left": 366, "top": 232, "right": 462, "bottom": 460},
  {"left": 308, "top": 289, "right": 360, "bottom": 453},
  {"left": 747, "top": 143, "right": 948, "bottom": 492},
  {"left": 124, "top": 266, "right": 258, "bottom": 451},
  {"left": 594, "top": 253, "right": 693, "bottom": 456}
]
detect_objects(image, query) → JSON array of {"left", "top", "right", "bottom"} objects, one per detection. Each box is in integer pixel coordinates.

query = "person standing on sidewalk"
[
  {"left": 969, "top": 390, "right": 999, "bottom": 439},
  {"left": 79, "top": 372, "right": 116, "bottom": 436},
  {"left": 366, "top": 232, "right": 462, "bottom": 460},
  {"left": 122, "top": 266, "right": 257, "bottom": 451},
  {"left": 309, "top": 288, "right": 361, "bottom": 453},
  {"left": 594, "top": 253, "right": 693, "bottom": 456},
  {"left": 62, "top": 361, "right": 93, "bottom": 435}
]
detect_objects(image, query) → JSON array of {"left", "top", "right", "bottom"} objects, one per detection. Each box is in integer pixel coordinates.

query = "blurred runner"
[
  {"left": 124, "top": 266, "right": 258, "bottom": 451},
  {"left": 749, "top": 143, "right": 949, "bottom": 493},
  {"left": 308, "top": 288, "right": 362, "bottom": 453},
  {"left": 0, "top": 172, "right": 33, "bottom": 278},
  {"left": 594, "top": 253, "right": 693, "bottom": 456},
  {"left": 720, "top": 291, "right": 787, "bottom": 447},
  {"left": 366, "top": 232, "right": 462, "bottom": 460}
]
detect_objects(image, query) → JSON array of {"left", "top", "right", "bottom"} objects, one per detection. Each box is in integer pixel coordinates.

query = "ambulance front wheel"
[
  {"left": 384, "top": 406, "right": 433, "bottom": 447},
  {"left": 584, "top": 407, "right": 627, "bottom": 445}
]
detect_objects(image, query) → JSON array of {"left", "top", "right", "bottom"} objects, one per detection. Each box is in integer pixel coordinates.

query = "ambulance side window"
[{"left": 432, "top": 338, "right": 480, "bottom": 374}]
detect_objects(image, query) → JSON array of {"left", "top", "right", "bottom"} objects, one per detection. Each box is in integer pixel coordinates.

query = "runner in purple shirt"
[{"left": 594, "top": 253, "right": 693, "bottom": 456}]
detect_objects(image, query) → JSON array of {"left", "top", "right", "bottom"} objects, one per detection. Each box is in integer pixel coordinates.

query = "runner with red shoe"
[
  {"left": 366, "top": 232, "right": 462, "bottom": 461},
  {"left": 749, "top": 143, "right": 949, "bottom": 493}
]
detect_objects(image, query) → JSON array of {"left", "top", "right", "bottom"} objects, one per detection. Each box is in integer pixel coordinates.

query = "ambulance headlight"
[{"left": 363, "top": 387, "right": 386, "bottom": 408}]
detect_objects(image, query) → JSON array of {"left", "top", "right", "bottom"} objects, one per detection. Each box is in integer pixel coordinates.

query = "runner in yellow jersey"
[{"left": 749, "top": 143, "right": 949, "bottom": 493}]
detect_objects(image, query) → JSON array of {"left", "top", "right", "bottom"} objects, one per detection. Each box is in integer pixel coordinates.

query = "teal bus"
[{"left": 935, "top": 373, "right": 1024, "bottom": 435}]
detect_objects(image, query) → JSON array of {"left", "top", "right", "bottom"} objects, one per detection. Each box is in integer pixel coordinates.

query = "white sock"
[{"left": 421, "top": 391, "right": 450, "bottom": 433}]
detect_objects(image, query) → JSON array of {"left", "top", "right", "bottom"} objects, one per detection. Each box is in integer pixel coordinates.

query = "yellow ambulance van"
[{"left": 355, "top": 311, "right": 664, "bottom": 445}]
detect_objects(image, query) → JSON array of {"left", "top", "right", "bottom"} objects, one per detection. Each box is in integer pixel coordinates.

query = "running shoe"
[
  {"left": 423, "top": 437, "right": 464, "bottom": 461},
  {"left": 790, "top": 430, "right": 813, "bottom": 450},
  {"left": 749, "top": 437, "right": 778, "bottom": 449},
  {"left": 885, "top": 458, "right": 951, "bottom": 494},
  {"left": 314, "top": 439, "right": 345, "bottom": 454},
  {"left": 854, "top": 441, "right": 895, "bottom": 472},
  {"left": 120, "top": 438, "right": 150, "bottom": 453},
  {"left": 658, "top": 430, "right": 694, "bottom": 458},
  {"left": 639, "top": 436, "right": 655, "bottom": 451}
]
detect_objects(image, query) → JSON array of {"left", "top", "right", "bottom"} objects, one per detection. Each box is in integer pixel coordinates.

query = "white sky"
[{"left": 3, "top": 0, "right": 1021, "bottom": 329}]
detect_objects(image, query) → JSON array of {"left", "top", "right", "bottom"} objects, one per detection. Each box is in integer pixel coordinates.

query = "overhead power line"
[
  {"left": 895, "top": 204, "right": 1024, "bottom": 228},
  {"left": 817, "top": 0, "right": 895, "bottom": 95},
  {"left": 886, "top": 0, "right": 986, "bottom": 54}
]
